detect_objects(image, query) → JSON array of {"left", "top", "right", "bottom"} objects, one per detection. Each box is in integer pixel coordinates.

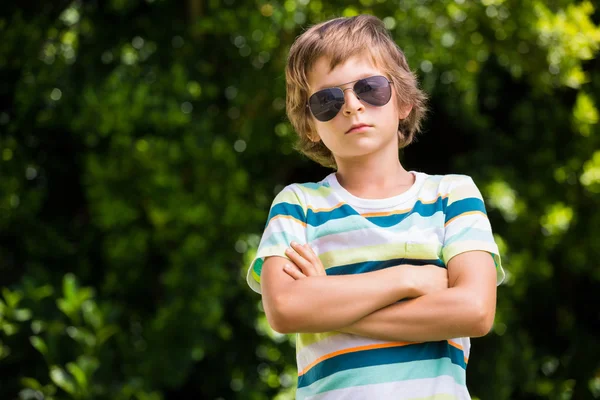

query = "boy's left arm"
[{"left": 339, "top": 250, "right": 497, "bottom": 342}]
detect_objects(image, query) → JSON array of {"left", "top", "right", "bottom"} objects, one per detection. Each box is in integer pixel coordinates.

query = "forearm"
[
  {"left": 268, "top": 267, "right": 413, "bottom": 333},
  {"left": 342, "top": 287, "right": 495, "bottom": 342}
]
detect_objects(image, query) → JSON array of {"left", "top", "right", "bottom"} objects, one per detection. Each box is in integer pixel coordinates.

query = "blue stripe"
[
  {"left": 267, "top": 202, "right": 305, "bottom": 226},
  {"left": 298, "top": 341, "right": 467, "bottom": 389},
  {"left": 307, "top": 204, "right": 358, "bottom": 226},
  {"left": 326, "top": 258, "right": 445, "bottom": 275},
  {"left": 445, "top": 198, "right": 486, "bottom": 223},
  {"left": 307, "top": 197, "right": 448, "bottom": 228}
]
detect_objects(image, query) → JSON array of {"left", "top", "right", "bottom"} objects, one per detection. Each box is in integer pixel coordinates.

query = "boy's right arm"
[{"left": 260, "top": 255, "right": 446, "bottom": 334}]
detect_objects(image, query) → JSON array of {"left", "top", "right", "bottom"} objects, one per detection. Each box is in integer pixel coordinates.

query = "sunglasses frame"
[{"left": 306, "top": 75, "right": 393, "bottom": 122}]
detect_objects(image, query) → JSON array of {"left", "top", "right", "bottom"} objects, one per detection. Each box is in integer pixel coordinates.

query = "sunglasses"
[{"left": 307, "top": 75, "right": 393, "bottom": 122}]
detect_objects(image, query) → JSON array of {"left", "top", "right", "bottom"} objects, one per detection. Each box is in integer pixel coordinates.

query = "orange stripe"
[
  {"left": 444, "top": 211, "right": 486, "bottom": 227},
  {"left": 268, "top": 214, "right": 307, "bottom": 227},
  {"left": 420, "top": 194, "right": 449, "bottom": 204},
  {"left": 447, "top": 340, "right": 468, "bottom": 364},
  {"left": 307, "top": 202, "right": 345, "bottom": 213},
  {"left": 298, "top": 341, "right": 417, "bottom": 376},
  {"left": 447, "top": 340, "right": 463, "bottom": 351},
  {"left": 361, "top": 209, "right": 410, "bottom": 218}
]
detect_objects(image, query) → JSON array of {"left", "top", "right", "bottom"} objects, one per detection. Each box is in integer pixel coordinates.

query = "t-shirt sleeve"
[
  {"left": 246, "top": 184, "right": 308, "bottom": 294},
  {"left": 442, "top": 176, "right": 505, "bottom": 285}
]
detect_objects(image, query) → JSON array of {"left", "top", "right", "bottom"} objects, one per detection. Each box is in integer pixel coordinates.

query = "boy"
[{"left": 246, "top": 14, "right": 504, "bottom": 399}]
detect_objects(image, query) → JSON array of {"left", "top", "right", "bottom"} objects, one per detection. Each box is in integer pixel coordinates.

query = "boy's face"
[{"left": 307, "top": 54, "right": 411, "bottom": 162}]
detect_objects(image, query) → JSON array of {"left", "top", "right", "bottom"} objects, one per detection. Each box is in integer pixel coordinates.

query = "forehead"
[{"left": 307, "top": 54, "right": 384, "bottom": 92}]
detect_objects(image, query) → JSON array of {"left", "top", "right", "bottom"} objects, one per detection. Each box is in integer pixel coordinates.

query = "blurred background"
[{"left": 1, "top": 0, "right": 599, "bottom": 399}]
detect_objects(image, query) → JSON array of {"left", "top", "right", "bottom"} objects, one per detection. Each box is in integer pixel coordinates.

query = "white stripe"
[
  {"left": 312, "top": 226, "right": 443, "bottom": 257},
  {"left": 303, "top": 375, "right": 470, "bottom": 400},
  {"left": 261, "top": 216, "right": 306, "bottom": 242},
  {"left": 299, "top": 175, "right": 461, "bottom": 212},
  {"left": 445, "top": 213, "right": 492, "bottom": 230},
  {"left": 451, "top": 337, "right": 471, "bottom": 361},
  {"left": 296, "top": 333, "right": 393, "bottom": 371}
]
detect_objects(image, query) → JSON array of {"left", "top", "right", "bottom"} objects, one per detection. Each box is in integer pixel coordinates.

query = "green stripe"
[
  {"left": 298, "top": 183, "right": 333, "bottom": 198},
  {"left": 319, "top": 242, "right": 440, "bottom": 267},
  {"left": 273, "top": 188, "right": 305, "bottom": 207},
  {"left": 297, "top": 331, "right": 341, "bottom": 350}
]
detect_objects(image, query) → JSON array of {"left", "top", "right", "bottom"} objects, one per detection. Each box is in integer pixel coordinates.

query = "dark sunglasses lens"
[
  {"left": 309, "top": 88, "right": 344, "bottom": 122},
  {"left": 354, "top": 76, "right": 391, "bottom": 106}
]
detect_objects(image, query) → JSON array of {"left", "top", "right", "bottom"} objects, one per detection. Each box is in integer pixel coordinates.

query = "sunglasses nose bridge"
[
  {"left": 341, "top": 87, "right": 358, "bottom": 98},
  {"left": 341, "top": 87, "right": 364, "bottom": 111}
]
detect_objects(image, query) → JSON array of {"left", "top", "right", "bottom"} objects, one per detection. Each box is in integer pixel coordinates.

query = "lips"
[{"left": 346, "top": 123, "right": 371, "bottom": 134}]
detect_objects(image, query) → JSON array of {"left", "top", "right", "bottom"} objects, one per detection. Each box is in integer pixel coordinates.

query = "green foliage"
[{"left": 1, "top": 0, "right": 599, "bottom": 399}]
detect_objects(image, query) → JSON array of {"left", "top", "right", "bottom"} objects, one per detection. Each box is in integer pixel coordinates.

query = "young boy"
[{"left": 246, "top": 14, "right": 504, "bottom": 399}]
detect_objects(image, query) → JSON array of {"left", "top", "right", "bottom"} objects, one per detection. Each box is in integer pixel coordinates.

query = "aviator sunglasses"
[{"left": 307, "top": 75, "right": 393, "bottom": 122}]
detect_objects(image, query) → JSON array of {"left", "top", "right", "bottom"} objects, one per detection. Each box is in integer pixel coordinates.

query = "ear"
[
  {"left": 307, "top": 128, "right": 321, "bottom": 143},
  {"left": 398, "top": 103, "right": 413, "bottom": 120}
]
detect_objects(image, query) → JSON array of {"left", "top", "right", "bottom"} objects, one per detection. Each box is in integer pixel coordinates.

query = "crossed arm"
[{"left": 260, "top": 242, "right": 498, "bottom": 342}]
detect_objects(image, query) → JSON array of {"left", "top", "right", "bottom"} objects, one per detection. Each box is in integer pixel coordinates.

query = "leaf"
[
  {"left": 62, "top": 273, "right": 77, "bottom": 301},
  {"left": 20, "top": 377, "right": 43, "bottom": 390},
  {"left": 0, "top": 343, "right": 11, "bottom": 360},
  {"left": 66, "top": 362, "right": 87, "bottom": 390},
  {"left": 56, "top": 299, "right": 76, "bottom": 321},
  {"left": 2, "top": 287, "right": 23, "bottom": 308},
  {"left": 49, "top": 366, "right": 76, "bottom": 395},
  {"left": 76, "top": 355, "right": 99, "bottom": 377},
  {"left": 66, "top": 326, "right": 96, "bottom": 347},
  {"left": 2, "top": 322, "right": 18, "bottom": 336},
  {"left": 78, "top": 287, "right": 95, "bottom": 302},
  {"left": 81, "top": 300, "right": 102, "bottom": 329},
  {"left": 32, "top": 285, "right": 54, "bottom": 301},
  {"left": 13, "top": 308, "right": 32, "bottom": 322},
  {"left": 18, "top": 388, "right": 44, "bottom": 400},
  {"left": 96, "top": 325, "right": 119, "bottom": 345},
  {"left": 29, "top": 336, "right": 48, "bottom": 356}
]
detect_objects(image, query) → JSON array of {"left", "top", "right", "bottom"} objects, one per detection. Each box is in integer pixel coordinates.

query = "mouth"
[{"left": 346, "top": 124, "right": 372, "bottom": 134}]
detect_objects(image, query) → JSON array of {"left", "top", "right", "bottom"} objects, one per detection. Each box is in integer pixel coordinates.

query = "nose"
[{"left": 342, "top": 88, "right": 364, "bottom": 116}]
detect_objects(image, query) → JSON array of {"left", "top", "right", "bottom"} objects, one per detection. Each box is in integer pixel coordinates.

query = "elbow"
[
  {"left": 267, "top": 314, "right": 296, "bottom": 335},
  {"left": 264, "top": 294, "right": 300, "bottom": 334},
  {"left": 267, "top": 318, "right": 295, "bottom": 335},
  {"left": 468, "top": 301, "right": 495, "bottom": 337}
]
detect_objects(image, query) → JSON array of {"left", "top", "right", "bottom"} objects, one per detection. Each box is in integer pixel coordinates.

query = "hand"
[
  {"left": 283, "top": 241, "right": 326, "bottom": 279},
  {"left": 399, "top": 264, "right": 448, "bottom": 298}
]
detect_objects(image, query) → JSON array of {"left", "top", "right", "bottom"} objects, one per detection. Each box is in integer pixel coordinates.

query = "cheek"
[{"left": 317, "top": 124, "right": 339, "bottom": 142}]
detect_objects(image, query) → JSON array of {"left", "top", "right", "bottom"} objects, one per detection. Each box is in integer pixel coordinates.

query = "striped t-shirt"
[{"left": 247, "top": 171, "right": 504, "bottom": 399}]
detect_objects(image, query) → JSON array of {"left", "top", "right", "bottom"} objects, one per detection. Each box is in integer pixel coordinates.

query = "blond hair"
[{"left": 285, "top": 15, "right": 428, "bottom": 169}]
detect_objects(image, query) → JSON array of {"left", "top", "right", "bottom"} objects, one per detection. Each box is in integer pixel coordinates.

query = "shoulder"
[
  {"left": 415, "top": 172, "right": 479, "bottom": 198},
  {"left": 274, "top": 174, "right": 336, "bottom": 206}
]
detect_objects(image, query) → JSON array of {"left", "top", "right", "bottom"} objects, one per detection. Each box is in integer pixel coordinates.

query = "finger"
[
  {"left": 291, "top": 242, "right": 322, "bottom": 274},
  {"left": 286, "top": 244, "right": 318, "bottom": 275},
  {"left": 283, "top": 264, "right": 306, "bottom": 280},
  {"left": 291, "top": 241, "right": 314, "bottom": 260},
  {"left": 300, "top": 243, "right": 327, "bottom": 276},
  {"left": 285, "top": 248, "right": 314, "bottom": 276}
]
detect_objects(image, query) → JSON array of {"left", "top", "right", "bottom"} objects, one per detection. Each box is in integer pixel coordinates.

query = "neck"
[{"left": 333, "top": 145, "right": 413, "bottom": 198}]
